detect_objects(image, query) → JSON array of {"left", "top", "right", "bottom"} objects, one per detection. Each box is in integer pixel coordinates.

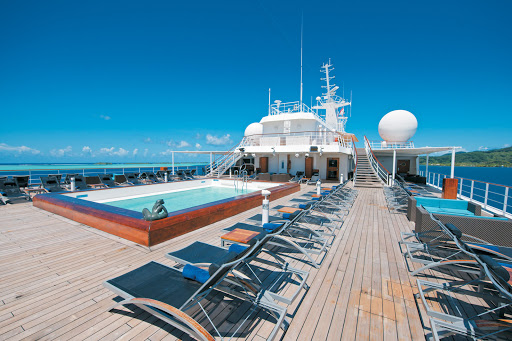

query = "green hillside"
[{"left": 419, "top": 147, "right": 512, "bottom": 167}]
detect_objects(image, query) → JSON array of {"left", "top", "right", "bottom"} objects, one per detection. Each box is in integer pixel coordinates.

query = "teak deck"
[{"left": 0, "top": 183, "right": 495, "bottom": 340}]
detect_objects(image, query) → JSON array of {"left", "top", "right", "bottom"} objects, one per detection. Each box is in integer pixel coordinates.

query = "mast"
[{"left": 300, "top": 14, "right": 303, "bottom": 109}]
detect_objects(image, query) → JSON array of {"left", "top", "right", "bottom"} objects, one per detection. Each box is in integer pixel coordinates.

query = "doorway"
[
  {"left": 397, "top": 160, "right": 411, "bottom": 174},
  {"left": 259, "top": 157, "right": 268, "bottom": 173},
  {"left": 326, "top": 158, "right": 339, "bottom": 180},
  {"left": 305, "top": 157, "right": 313, "bottom": 178}
]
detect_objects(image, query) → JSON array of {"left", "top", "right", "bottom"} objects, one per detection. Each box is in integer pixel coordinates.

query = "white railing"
[
  {"left": 364, "top": 136, "right": 391, "bottom": 185},
  {"left": 367, "top": 140, "right": 415, "bottom": 150},
  {"left": 270, "top": 101, "right": 326, "bottom": 123},
  {"left": 419, "top": 170, "right": 512, "bottom": 218},
  {"left": 205, "top": 137, "right": 252, "bottom": 177},
  {"left": 351, "top": 137, "right": 358, "bottom": 185},
  {"left": 0, "top": 164, "right": 207, "bottom": 185},
  {"left": 244, "top": 131, "right": 352, "bottom": 149}
]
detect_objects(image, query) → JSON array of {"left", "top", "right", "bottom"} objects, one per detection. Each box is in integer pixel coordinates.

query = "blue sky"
[{"left": 1, "top": 0, "right": 511, "bottom": 163}]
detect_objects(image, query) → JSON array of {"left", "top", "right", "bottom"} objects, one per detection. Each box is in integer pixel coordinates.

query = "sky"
[{"left": 1, "top": 0, "right": 511, "bottom": 163}]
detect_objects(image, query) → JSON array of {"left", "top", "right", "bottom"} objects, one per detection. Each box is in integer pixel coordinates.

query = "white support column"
[
  {"left": 392, "top": 149, "right": 396, "bottom": 185},
  {"left": 172, "top": 152, "right": 175, "bottom": 175},
  {"left": 426, "top": 154, "right": 429, "bottom": 180},
  {"left": 450, "top": 148, "right": 456, "bottom": 178}
]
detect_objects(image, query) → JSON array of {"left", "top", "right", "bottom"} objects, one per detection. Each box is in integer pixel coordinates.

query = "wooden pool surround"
[{"left": 32, "top": 182, "right": 299, "bottom": 247}]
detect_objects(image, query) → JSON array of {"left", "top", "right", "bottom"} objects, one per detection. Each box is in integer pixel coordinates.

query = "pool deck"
[{"left": 0, "top": 182, "right": 499, "bottom": 340}]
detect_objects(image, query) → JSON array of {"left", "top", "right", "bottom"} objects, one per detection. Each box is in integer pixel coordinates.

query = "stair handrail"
[
  {"left": 351, "top": 136, "right": 358, "bottom": 185},
  {"left": 206, "top": 137, "right": 250, "bottom": 177},
  {"left": 364, "top": 135, "right": 391, "bottom": 185}
]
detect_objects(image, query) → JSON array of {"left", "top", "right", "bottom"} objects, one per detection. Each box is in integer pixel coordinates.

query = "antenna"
[
  {"left": 300, "top": 13, "right": 303, "bottom": 108},
  {"left": 268, "top": 88, "right": 271, "bottom": 116},
  {"left": 350, "top": 91, "right": 352, "bottom": 117}
]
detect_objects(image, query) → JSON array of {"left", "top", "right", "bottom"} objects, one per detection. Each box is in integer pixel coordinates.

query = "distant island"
[{"left": 419, "top": 146, "right": 512, "bottom": 167}]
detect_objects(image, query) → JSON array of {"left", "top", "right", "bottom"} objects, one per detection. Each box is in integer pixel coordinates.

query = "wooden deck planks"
[{"left": 0, "top": 183, "right": 488, "bottom": 340}]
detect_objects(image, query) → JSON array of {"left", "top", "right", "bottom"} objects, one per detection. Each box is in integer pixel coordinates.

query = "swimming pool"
[
  {"left": 103, "top": 186, "right": 257, "bottom": 213},
  {"left": 33, "top": 179, "right": 300, "bottom": 247}
]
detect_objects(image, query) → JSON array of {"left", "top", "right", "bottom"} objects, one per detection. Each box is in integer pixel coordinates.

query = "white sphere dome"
[
  {"left": 244, "top": 122, "right": 263, "bottom": 136},
  {"left": 378, "top": 110, "right": 418, "bottom": 143}
]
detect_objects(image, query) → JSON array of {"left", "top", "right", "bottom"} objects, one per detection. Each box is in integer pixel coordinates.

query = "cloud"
[
  {"left": 478, "top": 146, "right": 488, "bottom": 151},
  {"left": 159, "top": 149, "right": 173, "bottom": 156},
  {"left": 504, "top": 144, "right": 510, "bottom": 148},
  {"left": 206, "top": 134, "right": 232, "bottom": 146},
  {"left": 50, "top": 146, "right": 72, "bottom": 157},
  {"left": 100, "top": 114, "right": 111, "bottom": 121},
  {"left": 144, "top": 137, "right": 152, "bottom": 143},
  {"left": 177, "top": 141, "right": 190, "bottom": 148},
  {"left": 195, "top": 143, "right": 202, "bottom": 149},
  {"left": 133, "top": 148, "right": 138, "bottom": 156},
  {"left": 0, "top": 143, "right": 40, "bottom": 155},
  {"left": 98, "top": 147, "right": 129, "bottom": 156}
]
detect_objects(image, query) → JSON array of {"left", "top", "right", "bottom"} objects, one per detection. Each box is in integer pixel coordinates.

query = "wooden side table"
[
  {"left": 277, "top": 207, "right": 302, "bottom": 214},
  {"left": 221, "top": 228, "right": 261, "bottom": 247}
]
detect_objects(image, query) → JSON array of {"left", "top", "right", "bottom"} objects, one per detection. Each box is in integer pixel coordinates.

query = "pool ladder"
[{"left": 234, "top": 169, "right": 248, "bottom": 192}]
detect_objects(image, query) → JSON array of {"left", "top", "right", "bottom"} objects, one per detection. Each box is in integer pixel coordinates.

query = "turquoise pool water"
[{"left": 104, "top": 186, "right": 256, "bottom": 213}]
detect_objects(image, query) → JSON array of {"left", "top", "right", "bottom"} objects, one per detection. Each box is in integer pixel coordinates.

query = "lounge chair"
[
  {"left": 99, "top": 174, "right": 117, "bottom": 187},
  {"left": 289, "top": 171, "right": 305, "bottom": 183},
  {"left": 85, "top": 176, "right": 109, "bottom": 189},
  {"left": 13, "top": 175, "right": 30, "bottom": 189},
  {"left": 125, "top": 173, "right": 142, "bottom": 185},
  {"left": 166, "top": 240, "right": 309, "bottom": 306},
  {"left": 306, "top": 172, "right": 320, "bottom": 185},
  {"left": 417, "top": 253, "right": 512, "bottom": 339},
  {"left": 40, "top": 176, "right": 67, "bottom": 192},
  {"left": 184, "top": 169, "right": 195, "bottom": 180},
  {"left": 221, "top": 210, "right": 329, "bottom": 268},
  {"left": 48, "top": 174, "right": 62, "bottom": 183},
  {"left": 114, "top": 174, "right": 134, "bottom": 186},
  {"left": 104, "top": 239, "right": 288, "bottom": 340},
  {"left": 176, "top": 170, "right": 190, "bottom": 180},
  {"left": 190, "top": 169, "right": 198, "bottom": 179},
  {"left": 0, "top": 178, "right": 31, "bottom": 203},
  {"left": 140, "top": 172, "right": 159, "bottom": 183},
  {"left": 64, "top": 174, "right": 88, "bottom": 190}
]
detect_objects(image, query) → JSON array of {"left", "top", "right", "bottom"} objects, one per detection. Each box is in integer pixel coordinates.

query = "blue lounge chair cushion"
[
  {"left": 312, "top": 196, "right": 322, "bottom": 201},
  {"left": 415, "top": 197, "right": 444, "bottom": 208},
  {"left": 439, "top": 199, "right": 468, "bottom": 210},
  {"left": 228, "top": 244, "right": 248, "bottom": 254},
  {"left": 263, "top": 222, "right": 282, "bottom": 232},
  {"left": 182, "top": 264, "right": 210, "bottom": 284},
  {"left": 283, "top": 213, "right": 292, "bottom": 220}
]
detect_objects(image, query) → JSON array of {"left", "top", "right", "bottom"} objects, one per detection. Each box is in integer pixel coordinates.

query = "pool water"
[{"left": 104, "top": 186, "right": 256, "bottom": 213}]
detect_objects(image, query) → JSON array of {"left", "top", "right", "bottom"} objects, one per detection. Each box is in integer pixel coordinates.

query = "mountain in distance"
[{"left": 419, "top": 146, "right": 512, "bottom": 167}]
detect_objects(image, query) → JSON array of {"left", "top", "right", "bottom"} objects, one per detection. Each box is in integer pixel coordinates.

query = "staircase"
[
  {"left": 206, "top": 140, "right": 247, "bottom": 178},
  {"left": 354, "top": 148, "right": 383, "bottom": 188}
]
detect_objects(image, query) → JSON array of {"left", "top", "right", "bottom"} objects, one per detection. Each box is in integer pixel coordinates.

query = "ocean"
[{"left": 419, "top": 165, "right": 512, "bottom": 215}]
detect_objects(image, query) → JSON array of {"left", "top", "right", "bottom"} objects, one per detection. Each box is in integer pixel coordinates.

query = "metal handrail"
[
  {"left": 244, "top": 130, "right": 352, "bottom": 149},
  {"left": 364, "top": 136, "right": 391, "bottom": 185},
  {"left": 352, "top": 136, "right": 358, "bottom": 185},
  {"left": 366, "top": 140, "right": 415, "bottom": 149},
  {"left": 420, "top": 170, "right": 511, "bottom": 218}
]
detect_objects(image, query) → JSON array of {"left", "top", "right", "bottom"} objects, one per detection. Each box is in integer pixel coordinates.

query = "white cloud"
[
  {"left": 144, "top": 137, "right": 152, "bottom": 143},
  {"left": 206, "top": 134, "right": 232, "bottom": 146},
  {"left": 195, "top": 143, "right": 202, "bottom": 149},
  {"left": 504, "top": 144, "right": 510, "bottom": 148},
  {"left": 50, "top": 146, "right": 72, "bottom": 157},
  {"left": 133, "top": 148, "right": 138, "bottom": 156},
  {"left": 478, "top": 146, "right": 488, "bottom": 151},
  {"left": 177, "top": 140, "right": 190, "bottom": 148},
  {"left": 0, "top": 143, "right": 41, "bottom": 155},
  {"left": 159, "top": 149, "right": 173, "bottom": 156},
  {"left": 100, "top": 114, "right": 111, "bottom": 121},
  {"left": 98, "top": 147, "right": 129, "bottom": 156},
  {"left": 165, "top": 140, "right": 175, "bottom": 147}
]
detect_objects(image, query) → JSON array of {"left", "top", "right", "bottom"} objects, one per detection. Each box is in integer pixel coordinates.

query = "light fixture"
[
  {"left": 244, "top": 153, "right": 248, "bottom": 157},
  {"left": 295, "top": 153, "right": 299, "bottom": 158},
  {"left": 251, "top": 153, "right": 256, "bottom": 157},
  {"left": 271, "top": 147, "right": 275, "bottom": 156},
  {"left": 305, "top": 153, "right": 310, "bottom": 158}
]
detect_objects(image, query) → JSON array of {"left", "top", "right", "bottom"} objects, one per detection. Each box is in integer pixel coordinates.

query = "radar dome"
[
  {"left": 378, "top": 110, "right": 417, "bottom": 143},
  {"left": 244, "top": 122, "right": 263, "bottom": 136}
]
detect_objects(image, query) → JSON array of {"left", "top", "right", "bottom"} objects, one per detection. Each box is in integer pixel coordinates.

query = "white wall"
[{"left": 377, "top": 155, "right": 419, "bottom": 175}]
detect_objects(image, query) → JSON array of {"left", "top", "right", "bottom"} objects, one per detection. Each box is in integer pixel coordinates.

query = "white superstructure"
[{"left": 207, "top": 60, "right": 357, "bottom": 181}]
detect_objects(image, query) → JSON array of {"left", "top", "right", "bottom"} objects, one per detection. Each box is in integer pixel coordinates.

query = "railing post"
[
  {"left": 458, "top": 178, "right": 463, "bottom": 198},
  {"left": 437, "top": 173, "right": 441, "bottom": 188},
  {"left": 484, "top": 183, "right": 489, "bottom": 209},
  {"left": 470, "top": 180, "right": 474, "bottom": 201},
  {"left": 503, "top": 187, "right": 509, "bottom": 215}
]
